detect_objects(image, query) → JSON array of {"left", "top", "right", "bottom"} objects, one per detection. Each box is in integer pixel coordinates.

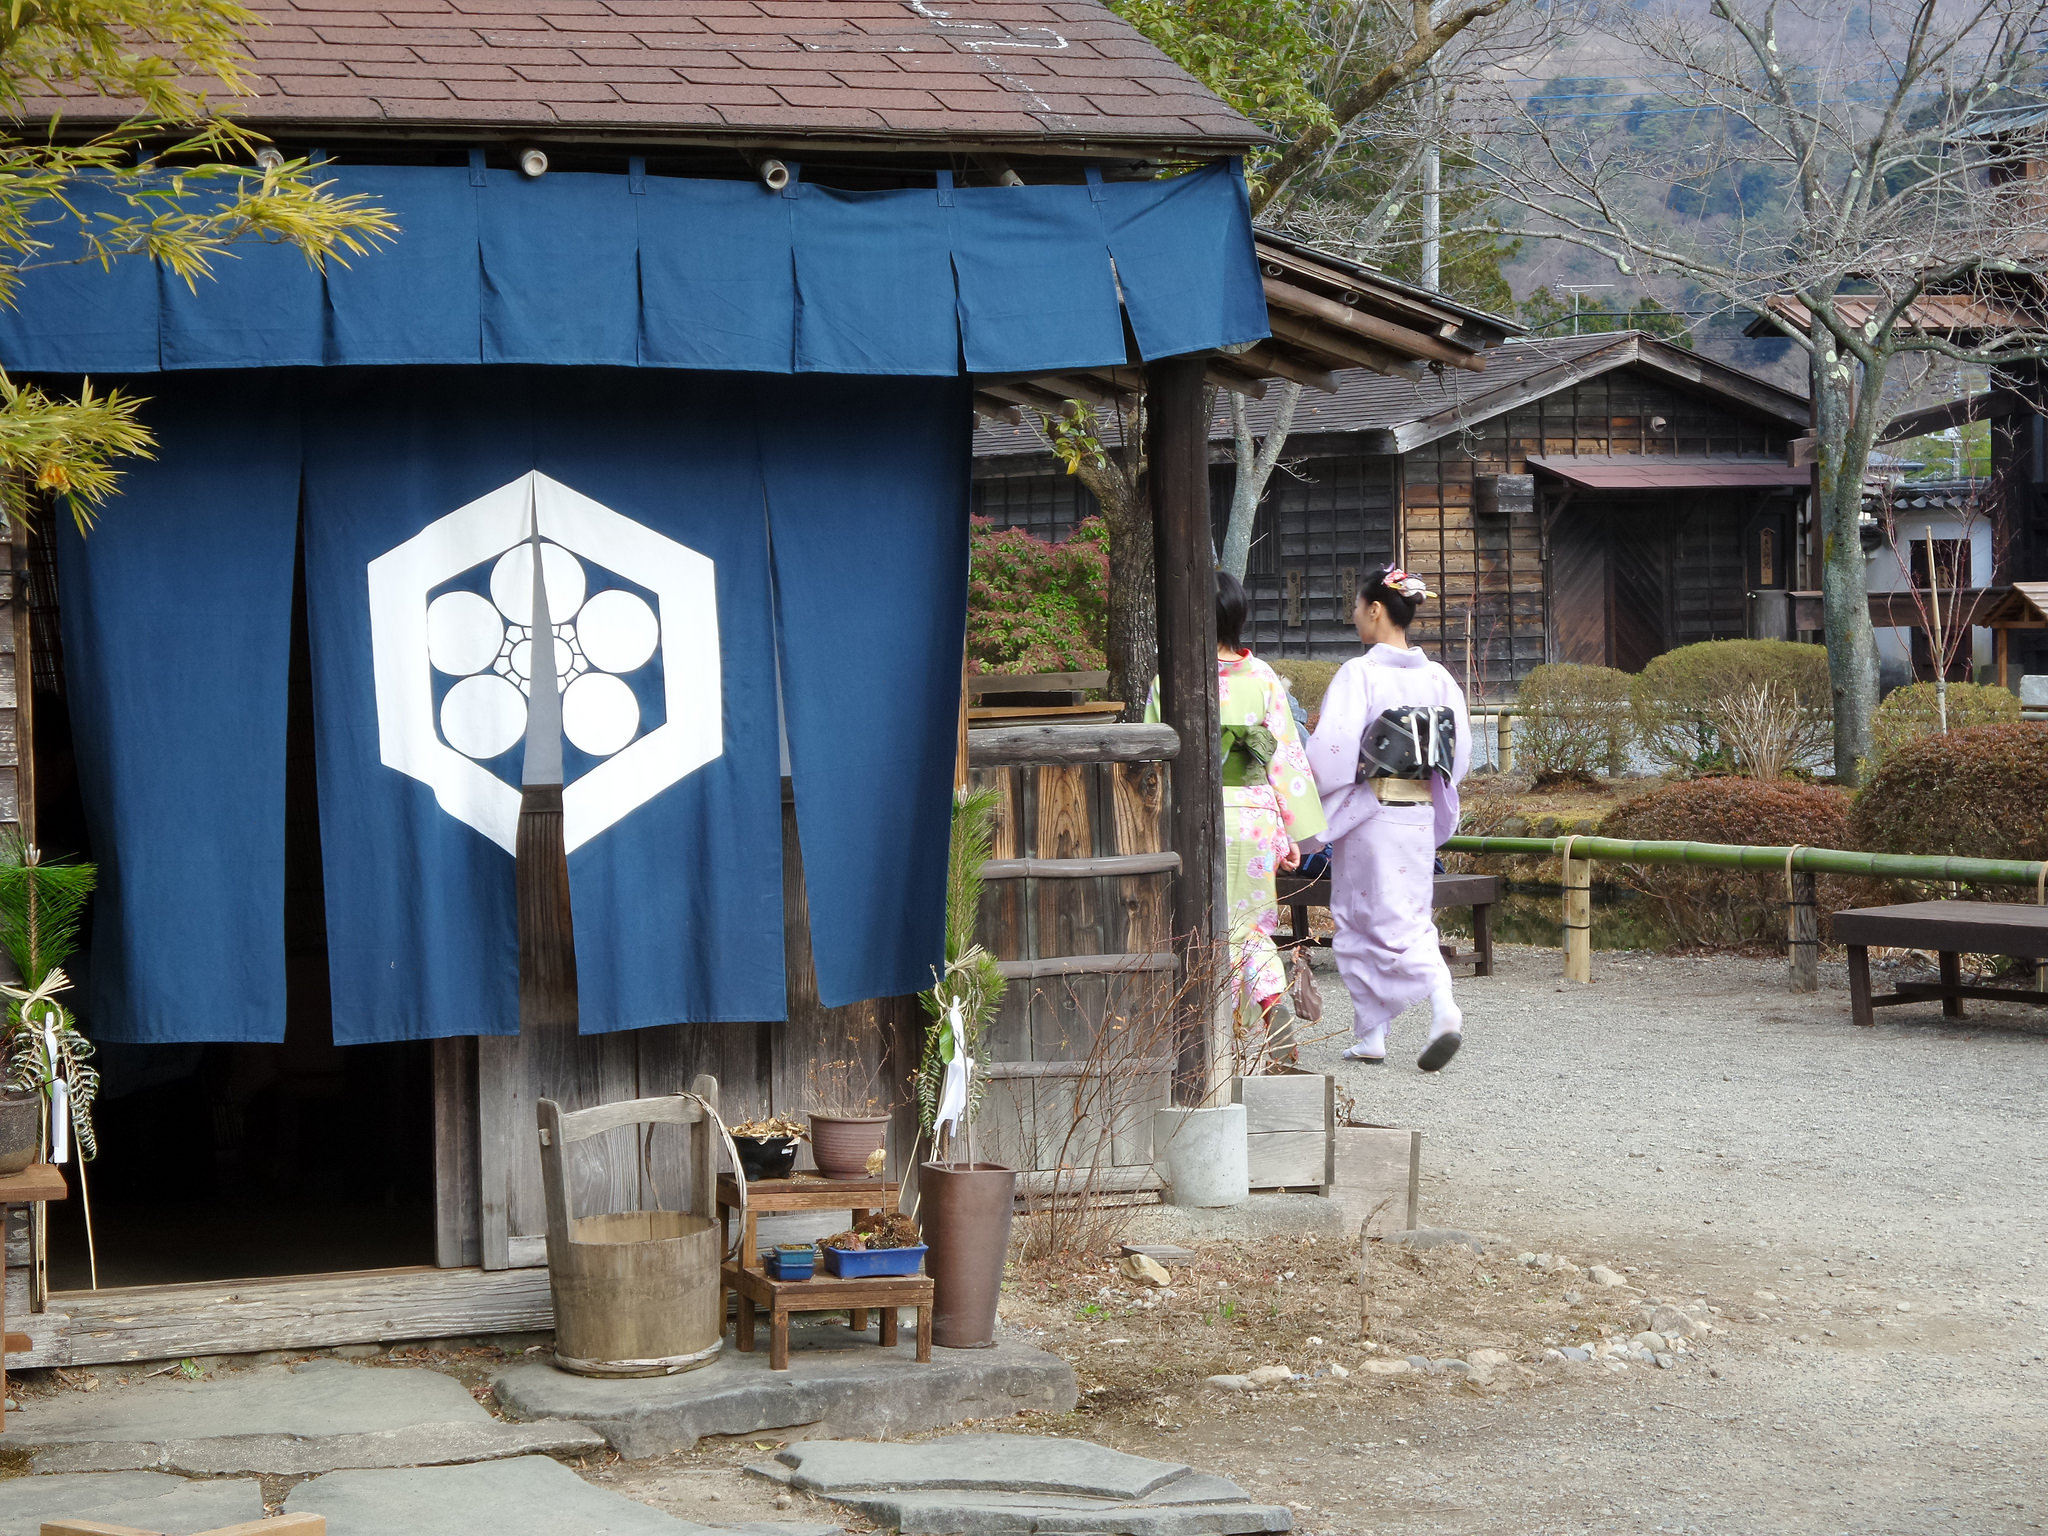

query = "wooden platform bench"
[
  {"left": 1833, "top": 901, "right": 2048, "bottom": 1028},
  {"left": 1278, "top": 870, "right": 1499, "bottom": 977},
  {"left": 722, "top": 1261, "right": 933, "bottom": 1371}
]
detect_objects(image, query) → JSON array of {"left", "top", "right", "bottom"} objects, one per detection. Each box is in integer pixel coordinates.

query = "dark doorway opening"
[{"left": 32, "top": 519, "right": 436, "bottom": 1290}]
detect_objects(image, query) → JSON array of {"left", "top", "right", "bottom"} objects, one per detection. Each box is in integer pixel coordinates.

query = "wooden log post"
[
  {"left": 1561, "top": 844, "right": 1592, "bottom": 985},
  {"left": 1787, "top": 868, "right": 1819, "bottom": 993},
  {"left": 1147, "top": 354, "right": 1223, "bottom": 1102}
]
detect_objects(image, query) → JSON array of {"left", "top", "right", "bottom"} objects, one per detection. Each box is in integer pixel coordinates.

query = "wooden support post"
[
  {"left": 1562, "top": 851, "right": 1592, "bottom": 984},
  {"left": 1787, "top": 870, "right": 1818, "bottom": 993},
  {"left": 1147, "top": 354, "right": 1223, "bottom": 1102}
]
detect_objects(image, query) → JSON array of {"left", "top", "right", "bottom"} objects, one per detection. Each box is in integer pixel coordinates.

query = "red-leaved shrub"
[
  {"left": 966, "top": 516, "right": 1108, "bottom": 676},
  {"left": 1597, "top": 777, "right": 1856, "bottom": 948},
  {"left": 1849, "top": 723, "right": 2048, "bottom": 897}
]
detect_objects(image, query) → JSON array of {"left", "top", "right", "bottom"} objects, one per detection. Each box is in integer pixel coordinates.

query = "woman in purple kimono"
[{"left": 1304, "top": 567, "right": 1472, "bottom": 1071}]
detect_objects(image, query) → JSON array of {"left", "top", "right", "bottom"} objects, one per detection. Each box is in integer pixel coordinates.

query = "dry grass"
[{"left": 1000, "top": 1230, "right": 1682, "bottom": 1434}]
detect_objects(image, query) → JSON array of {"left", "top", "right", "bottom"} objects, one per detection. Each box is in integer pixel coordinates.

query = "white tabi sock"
[
  {"left": 1344, "top": 1024, "right": 1387, "bottom": 1060},
  {"left": 1428, "top": 985, "right": 1463, "bottom": 1041}
]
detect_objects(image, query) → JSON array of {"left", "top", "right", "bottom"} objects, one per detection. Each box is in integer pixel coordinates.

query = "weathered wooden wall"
[
  {"left": 462, "top": 795, "right": 904, "bottom": 1270},
  {"left": 967, "top": 752, "right": 1176, "bottom": 1193}
]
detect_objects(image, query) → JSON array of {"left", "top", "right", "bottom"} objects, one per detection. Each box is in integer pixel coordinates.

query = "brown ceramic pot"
[
  {"left": 0, "top": 1088, "right": 41, "bottom": 1176},
  {"left": 920, "top": 1161, "right": 1016, "bottom": 1349},
  {"left": 808, "top": 1114, "right": 889, "bottom": 1181}
]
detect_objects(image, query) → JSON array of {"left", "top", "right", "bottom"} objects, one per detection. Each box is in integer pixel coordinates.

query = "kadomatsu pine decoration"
[{"left": 0, "top": 831, "right": 101, "bottom": 1283}]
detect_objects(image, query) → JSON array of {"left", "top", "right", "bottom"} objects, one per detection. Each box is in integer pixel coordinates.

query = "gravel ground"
[{"left": 1275, "top": 941, "right": 2048, "bottom": 1535}]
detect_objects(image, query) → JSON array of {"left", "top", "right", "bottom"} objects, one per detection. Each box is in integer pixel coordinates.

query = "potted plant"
[
  {"left": 728, "top": 1115, "right": 807, "bottom": 1182},
  {"left": 0, "top": 836, "right": 99, "bottom": 1196},
  {"left": 806, "top": 1046, "right": 890, "bottom": 1181},
  {"left": 819, "top": 1211, "right": 927, "bottom": 1278},
  {"left": 915, "top": 786, "right": 1014, "bottom": 1348}
]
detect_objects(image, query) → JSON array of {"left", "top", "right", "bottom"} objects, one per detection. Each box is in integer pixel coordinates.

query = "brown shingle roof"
[{"left": 59, "top": 1, "right": 1261, "bottom": 153}]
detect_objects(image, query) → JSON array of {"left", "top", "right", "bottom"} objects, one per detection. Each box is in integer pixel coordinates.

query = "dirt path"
[{"left": 1008, "top": 945, "right": 2048, "bottom": 1536}]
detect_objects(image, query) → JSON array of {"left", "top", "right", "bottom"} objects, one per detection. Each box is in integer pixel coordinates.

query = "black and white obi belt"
[{"left": 1357, "top": 704, "right": 1458, "bottom": 783}]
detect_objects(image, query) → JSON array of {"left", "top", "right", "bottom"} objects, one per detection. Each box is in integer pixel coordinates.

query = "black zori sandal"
[{"left": 1417, "top": 1032, "right": 1462, "bottom": 1073}]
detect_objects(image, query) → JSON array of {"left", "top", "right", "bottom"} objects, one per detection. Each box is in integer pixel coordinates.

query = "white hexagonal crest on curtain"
[{"left": 367, "top": 471, "right": 720, "bottom": 854}]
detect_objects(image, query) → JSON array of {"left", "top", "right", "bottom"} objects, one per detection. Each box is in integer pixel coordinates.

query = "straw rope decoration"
[{"left": 1559, "top": 834, "right": 1587, "bottom": 935}]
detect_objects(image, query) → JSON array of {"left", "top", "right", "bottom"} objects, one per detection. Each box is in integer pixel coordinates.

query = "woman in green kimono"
[{"left": 1151, "top": 573, "right": 1326, "bottom": 1058}]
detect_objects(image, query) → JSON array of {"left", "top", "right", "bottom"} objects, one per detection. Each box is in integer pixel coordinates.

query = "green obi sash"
[{"left": 1220, "top": 723, "right": 1277, "bottom": 788}]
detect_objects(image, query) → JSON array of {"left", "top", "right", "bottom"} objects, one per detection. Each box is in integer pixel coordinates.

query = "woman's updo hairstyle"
[
  {"left": 1215, "top": 568, "right": 1249, "bottom": 650},
  {"left": 1363, "top": 564, "right": 1432, "bottom": 630}
]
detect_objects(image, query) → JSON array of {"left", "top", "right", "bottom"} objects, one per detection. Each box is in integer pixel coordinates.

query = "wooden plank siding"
[{"left": 966, "top": 755, "right": 1174, "bottom": 1190}]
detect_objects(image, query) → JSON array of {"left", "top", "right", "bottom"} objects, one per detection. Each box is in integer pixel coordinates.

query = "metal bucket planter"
[
  {"left": 539, "top": 1085, "right": 742, "bottom": 1378},
  {"left": 920, "top": 1161, "right": 1015, "bottom": 1348}
]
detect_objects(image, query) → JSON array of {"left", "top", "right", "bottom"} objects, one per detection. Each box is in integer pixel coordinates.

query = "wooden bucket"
[{"left": 538, "top": 1080, "right": 740, "bottom": 1378}]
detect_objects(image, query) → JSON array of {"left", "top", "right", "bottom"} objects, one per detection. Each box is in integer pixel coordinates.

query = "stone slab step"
[
  {"left": 8, "top": 1357, "right": 488, "bottom": 1446},
  {"left": 493, "top": 1328, "right": 1077, "bottom": 1459},
  {"left": 768, "top": 1434, "right": 1192, "bottom": 1500},
  {"left": 748, "top": 1435, "right": 1286, "bottom": 1536},
  {"left": 283, "top": 1456, "right": 801, "bottom": 1536},
  {"left": 27, "top": 1415, "right": 606, "bottom": 1476},
  {"left": 0, "top": 1471, "right": 262, "bottom": 1536},
  {"left": 833, "top": 1491, "right": 1292, "bottom": 1535}
]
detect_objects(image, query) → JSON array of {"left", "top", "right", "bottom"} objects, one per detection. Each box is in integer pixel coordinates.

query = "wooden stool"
[
  {"left": 2, "top": 1161, "right": 66, "bottom": 1434},
  {"left": 721, "top": 1260, "right": 932, "bottom": 1371},
  {"left": 716, "top": 1173, "right": 899, "bottom": 1332}
]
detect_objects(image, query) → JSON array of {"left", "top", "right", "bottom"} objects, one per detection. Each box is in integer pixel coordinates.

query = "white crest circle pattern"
[{"left": 367, "top": 471, "right": 721, "bottom": 854}]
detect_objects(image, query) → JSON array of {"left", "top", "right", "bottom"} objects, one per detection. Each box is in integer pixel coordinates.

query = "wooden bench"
[
  {"left": 1832, "top": 901, "right": 2048, "bottom": 1028},
  {"left": 722, "top": 1260, "right": 933, "bottom": 1371},
  {"left": 1277, "top": 870, "right": 1499, "bottom": 977}
]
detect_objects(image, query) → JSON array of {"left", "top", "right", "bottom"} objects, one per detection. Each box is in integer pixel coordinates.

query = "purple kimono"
[{"left": 1305, "top": 644, "right": 1473, "bottom": 1035}]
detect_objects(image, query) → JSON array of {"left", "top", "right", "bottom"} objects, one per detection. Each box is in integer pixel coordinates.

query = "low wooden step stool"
[{"left": 722, "top": 1260, "right": 933, "bottom": 1371}]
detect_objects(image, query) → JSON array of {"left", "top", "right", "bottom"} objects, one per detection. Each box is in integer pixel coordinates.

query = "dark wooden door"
[
  {"left": 1608, "top": 509, "right": 1668, "bottom": 673},
  {"left": 1549, "top": 499, "right": 1670, "bottom": 670},
  {"left": 1549, "top": 504, "right": 1608, "bottom": 665}
]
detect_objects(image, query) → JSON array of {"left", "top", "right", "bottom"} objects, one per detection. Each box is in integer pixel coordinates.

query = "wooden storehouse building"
[
  {"left": 976, "top": 329, "right": 1814, "bottom": 698},
  {"left": 0, "top": 0, "right": 1503, "bottom": 1370}
]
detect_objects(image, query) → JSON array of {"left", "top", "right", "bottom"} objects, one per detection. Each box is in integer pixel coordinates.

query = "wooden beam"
[
  {"left": 1146, "top": 354, "right": 1223, "bottom": 1102},
  {"left": 1204, "top": 363, "right": 1268, "bottom": 399},
  {"left": 1263, "top": 277, "right": 1487, "bottom": 371},
  {"left": 995, "top": 952, "right": 1181, "bottom": 980},
  {"left": 1034, "top": 373, "right": 1136, "bottom": 407},
  {"left": 12, "top": 1265, "right": 553, "bottom": 1369},
  {"left": 41, "top": 1519, "right": 328, "bottom": 1536},
  {"left": 966, "top": 722, "right": 1180, "bottom": 765},
  {"left": 981, "top": 853, "right": 1182, "bottom": 879},
  {"left": 1263, "top": 310, "right": 1421, "bottom": 376},
  {"left": 1235, "top": 342, "right": 1339, "bottom": 393},
  {"left": 973, "top": 394, "right": 1023, "bottom": 426}
]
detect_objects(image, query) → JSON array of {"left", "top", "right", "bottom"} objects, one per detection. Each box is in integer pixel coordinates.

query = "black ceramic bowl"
[{"left": 734, "top": 1134, "right": 799, "bottom": 1182}]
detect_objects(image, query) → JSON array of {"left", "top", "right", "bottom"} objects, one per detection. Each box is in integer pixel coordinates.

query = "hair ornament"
[{"left": 1378, "top": 565, "right": 1434, "bottom": 602}]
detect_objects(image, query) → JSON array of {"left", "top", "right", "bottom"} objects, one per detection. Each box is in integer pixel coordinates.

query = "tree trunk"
[
  {"left": 1219, "top": 383, "right": 1304, "bottom": 581},
  {"left": 1812, "top": 332, "right": 1880, "bottom": 783},
  {"left": 1078, "top": 462, "right": 1157, "bottom": 720}
]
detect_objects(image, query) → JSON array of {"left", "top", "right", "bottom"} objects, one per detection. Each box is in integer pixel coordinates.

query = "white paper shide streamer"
[
  {"left": 932, "top": 997, "right": 974, "bottom": 1152},
  {"left": 42, "top": 1014, "right": 69, "bottom": 1164}
]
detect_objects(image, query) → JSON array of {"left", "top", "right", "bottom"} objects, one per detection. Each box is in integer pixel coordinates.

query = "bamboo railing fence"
[{"left": 1440, "top": 834, "right": 2048, "bottom": 992}]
